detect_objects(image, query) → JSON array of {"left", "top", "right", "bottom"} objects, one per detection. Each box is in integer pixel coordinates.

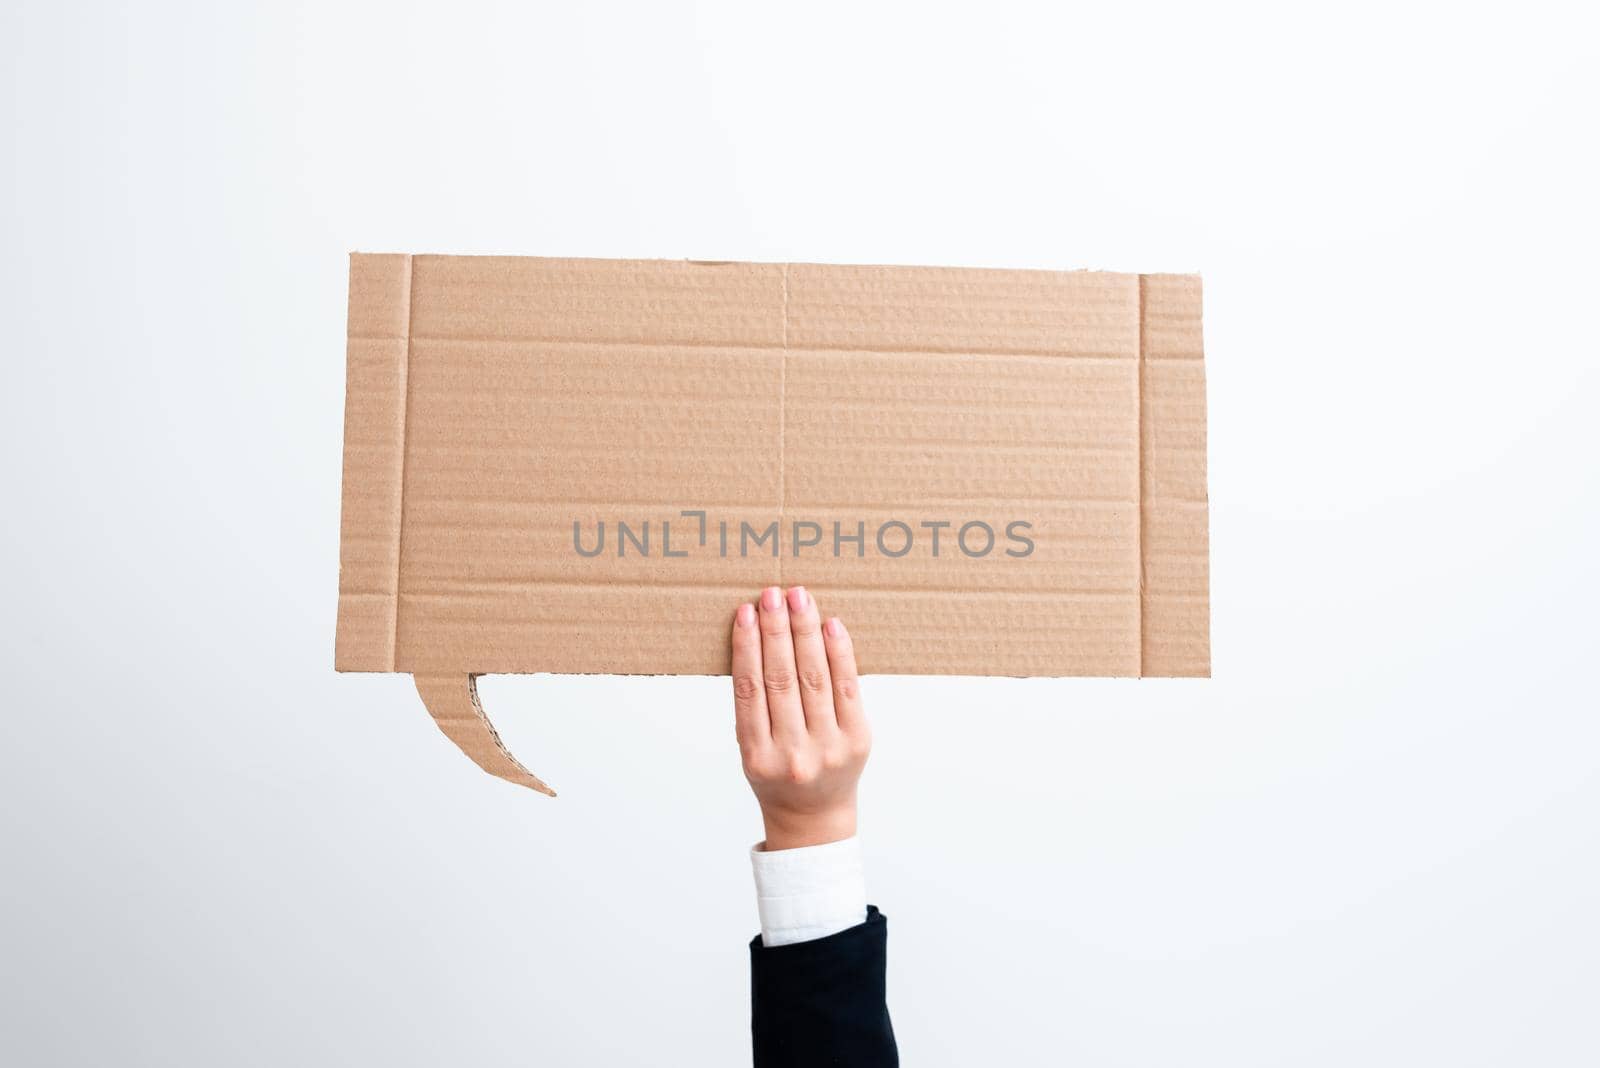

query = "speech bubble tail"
[{"left": 414, "top": 673, "right": 557, "bottom": 797}]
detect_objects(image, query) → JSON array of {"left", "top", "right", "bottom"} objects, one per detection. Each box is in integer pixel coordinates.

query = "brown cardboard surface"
[{"left": 337, "top": 254, "right": 1209, "bottom": 793}]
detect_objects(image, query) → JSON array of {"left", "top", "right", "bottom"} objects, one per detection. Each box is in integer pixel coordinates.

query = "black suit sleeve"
[{"left": 749, "top": 906, "right": 897, "bottom": 1067}]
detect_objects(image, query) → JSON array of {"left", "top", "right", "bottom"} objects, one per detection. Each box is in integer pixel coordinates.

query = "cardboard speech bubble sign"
[{"left": 336, "top": 254, "right": 1208, "bottom": 794}]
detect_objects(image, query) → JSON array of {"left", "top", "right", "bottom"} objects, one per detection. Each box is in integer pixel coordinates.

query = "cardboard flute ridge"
[{"left": 336, "top": 254, "right": 1210, "bottom": 795}]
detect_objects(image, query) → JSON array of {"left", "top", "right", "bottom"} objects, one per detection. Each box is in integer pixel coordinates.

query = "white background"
[{"left": 3, "top": 2, "right": 1597, "bottom": 1065}]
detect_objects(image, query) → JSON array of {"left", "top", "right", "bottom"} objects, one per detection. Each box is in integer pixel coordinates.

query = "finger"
[
  {"left": 758, "top": 585, "right": 805, "bottom": 741},
  {"left": 823, "top": 616, "right": 865, "bottom": 736},
  {"left": 786, "top": 586, "right": 836, "bottom": 735},
  {"left": 731, "top": 601, "right": 769, "bottom": 750}
]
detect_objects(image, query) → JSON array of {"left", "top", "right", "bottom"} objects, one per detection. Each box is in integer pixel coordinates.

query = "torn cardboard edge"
[{"left": 336, "top": 254, "right": 1209, "bottom": 795}]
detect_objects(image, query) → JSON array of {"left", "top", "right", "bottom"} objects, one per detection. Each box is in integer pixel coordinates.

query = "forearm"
[
  {"left": 748, "top": 837, "right": 894, "bottom": 1067},
  {"left": 750, "top": 906, "right": 895, "bottom": 1067}
]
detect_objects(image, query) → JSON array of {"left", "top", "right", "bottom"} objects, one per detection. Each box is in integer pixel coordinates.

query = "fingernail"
[
  {"left": 761, "top": 586, "right": 782, "bottom": 612},
  {"left": 787, "top": 586, "right": 808, "bottom": 613},
  {"left": 736, "top": 603, "right": 755, "bottom": 627},
  {"left": 824, "top": 617, "right": 843, "bottom": 638}
]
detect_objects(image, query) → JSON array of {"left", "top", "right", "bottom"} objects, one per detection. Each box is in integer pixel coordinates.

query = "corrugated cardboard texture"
[{"left": 336, "top": 254, "right": 1208, "bottom": 791}]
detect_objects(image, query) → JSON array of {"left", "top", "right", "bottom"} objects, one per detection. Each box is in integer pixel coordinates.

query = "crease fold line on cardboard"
[
  {"left": 777, "top": 261, "right": 789, "bottom": 594},
  {"left": 391, "top": 253, "right": 415, "bottom": 672},
  {"left": 1136, "top": 273, "right": 1146, "bottom": 677}
]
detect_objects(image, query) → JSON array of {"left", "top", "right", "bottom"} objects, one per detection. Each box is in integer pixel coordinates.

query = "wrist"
[{"left": 760, "top": 803, "right": 857, "bottom": 852}]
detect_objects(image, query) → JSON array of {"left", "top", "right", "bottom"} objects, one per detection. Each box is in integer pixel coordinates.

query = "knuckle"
[
  {"left": 799, "top": 667, "right": 830, "bottom": 694},
  {"left": 733, "top": 674, "right": 763, "bottom": 703},
  {"left": 784, "top": 756, "right": 819, "bottom": 785},
  {"left": 835, "top": 676, "right": 860, "bottom": 701},
  {"left": 764, "top": 665, "right": 796, "bottom": 692}
]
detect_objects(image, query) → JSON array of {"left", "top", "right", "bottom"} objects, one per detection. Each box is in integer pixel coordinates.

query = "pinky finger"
[{"left": 822, "top": 616, "right": 865, "bottom": 735}]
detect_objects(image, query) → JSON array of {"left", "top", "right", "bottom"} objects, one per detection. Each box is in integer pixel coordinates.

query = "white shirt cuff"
[{"left": 749, "top": 836, "right": 868, "bottom": 948}]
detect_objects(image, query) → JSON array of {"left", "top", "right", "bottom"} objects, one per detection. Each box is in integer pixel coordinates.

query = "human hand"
[{"left": 732, "top": 586, "right": 871, "bottom": 852}]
